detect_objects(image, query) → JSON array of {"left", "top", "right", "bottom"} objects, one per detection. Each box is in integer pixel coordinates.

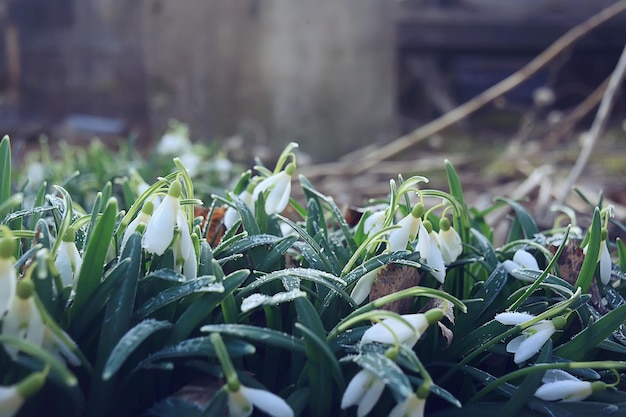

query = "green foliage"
[{"left": 2, "top": 135, "right": 626, "bottom": 417}]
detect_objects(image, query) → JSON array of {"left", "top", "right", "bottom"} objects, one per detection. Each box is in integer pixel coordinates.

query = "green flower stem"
[
  {"left": 340, "top": 224, "right": 399, "bottom": 276},
  {"left": 470, "top": 360, "right": 626, "bottom": 404},
  {"left": 440, "top": 288, "right": 582, "bottom": 384},
  {"left": 274, "top": 142, "right": 299, "bottom": 173},
  {"left": 507, "top": 225, "right": 571, "bottom": 311},
  {"left": 210, "top": 333, "right": 240, "bottom": 391}
]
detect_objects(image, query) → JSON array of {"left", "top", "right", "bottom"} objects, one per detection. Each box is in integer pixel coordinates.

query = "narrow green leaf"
[
  {"left": 200, "top": 324, "right": 305, "bottom": 354},
  {"left": 0, "top": 136, "right": 10, "bottom": 213},
  {"left": 215, "top": 234, "right": 282, "bottom": 258},
  {"left": 102, "top": 319, "right": 173, "bottom": 380},
  {"left": 170, "top": 270, "right": 249, "bottom": 342},
  {"left": 70, "top": 198, "right": 118, "bottom": 319},
  {"left": 278, "top": 215, "right": 338, "bottom": 274},
  {"left": 554, "top": 303, "right": 626, "bottom": 361},
  {"left": 135, "top": 276, "right": 223, "bottom": 319},
  {"left": 575, "top": 208, "right": 601, "bottom": 292},
  {"left": 617, "top": 238, "right": 626, "bottom": 273},
  {"left": 470, "top": 228, "right": 498, "bottom": 270},
  {"left": 495, "top": 197, "right": 539, "bottom": 238},
  {"left": 50, "top": 185, "right": 74, "bottom": 257}
]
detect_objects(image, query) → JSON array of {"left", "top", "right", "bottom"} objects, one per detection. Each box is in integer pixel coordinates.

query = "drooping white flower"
[
  {"left": 350, "top": 267, "right": 382, "bottom": 305},
  {"left": 388, "top": 204, "right": 427, "bottom": 253},
  {"left": 598, "top": 237, "right": 612, "bottom": 285},
  {"left": 438, "top": 217, "right": 462, "bottom": 264},
  {"left": 252, "top": 163, "right": 295, "bottom": 215},
  {"left": 54, "top": 227, "right": 82, "bottom": 288},
  {"left": 502, "top": 249, "right": 541, "bottom": 281},
  {"left": 2, "top": 279, "right": 45, "bottom": 360},
  {"left": 142, "top": 181, "right": 189, "bottom": 256},
  {"left": 227, "top": 385, "right": 294, "bottom": 417},
  {"left": 341, "top": 369, "right": 385, "bottom": 417},
  {"left": 173, "top": 227, "right": 197, "bottom": 281},
  {"left": 494, "top": 312, "right": 563, "bottom": 364},
  {"left": 0, "top": 236, "right": 17, "bottom": 317},
  {"left": 0, "top": 371, "right": 46, "bottom": 417},
  {"left": 534, "top": 371, "right": 605, "bottom": 402},
  {"left": 363, "top": 210, "right": 386, "bottom": 236},
  {"left": 223, "top": 189, "right": 255, "bottom": 230},
  {"left": 361, "top": 309, "right": 444, "bottom": 348},
  {"left": 425, "top": 225, "right": 446, "bottom": 284},
  {"left": 389, "top": 393, "right": 426, "bottom": 417},
  {"left": 120, "top": 200, "right": 154, "bottom": 254},
  {"left": 156, "top": 123, "right": 192, "bottom": 155}
]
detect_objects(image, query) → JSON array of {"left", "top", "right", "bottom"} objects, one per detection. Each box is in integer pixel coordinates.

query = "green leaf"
[
  {"left": 455, "top": 264, "right": 508, "bottom": 335},
  {"left": 575, "top": 207, "right": 601, "bottom": 292},
  {"left": 278, "top": 215, "right": 339, "bottom": 274},
  {"left": 617, "top": 238, "right": 626, "bottom": 274},
  {"left": 135, "top": 276, "right": 223, "bottom": 319},
  {"left": 139, "top": 336, "right": 255, "bottom": 370},
  {"left": 0, "top": 135, "right": 10, "bottom": 214},
  {"left": 554, "top": 303, "right": 626, "bottom": 361},
  {"left": 470, "top": 228, "right": 498, "bottom": 271},
  {"left": 170, "top": 269, "right": 249, "bottom": 342},
  {"left": 200, "top": 324, "right": 305, "bottom": 354},
  {"left": 215, "top": 234, "right": 283, "bottom": 258},
  {"left": 146, "top": 397, "right": 203, "bottom": 417},
  {"left": 494, "top": 197, "right": 539, "bottom": 238},
  {"left": 102, "top": 319, "right": 173, "bottom": 380},
  {"left": 144, "top": 268, "right": 187, "bottom": 283},
  {"left": 70, "top": 198, "right": 118, "bottom": 320}
]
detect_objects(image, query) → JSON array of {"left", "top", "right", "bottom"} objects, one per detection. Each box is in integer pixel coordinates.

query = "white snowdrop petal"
[
  {"left": 357, "top": 376, "right": 385, "bottom": 417},
  {"left": 494, "top": 312, "right": 536, "bottom": 325},
  {"left": 143, "top": 195, "right": 178, "bottom": 255},
  {"left": 350, "top": 268, "right": 381, "bottom": 305},
  {"left": 242, "top": 386, "right": 294, "bottom": 417},
  {"left": 599, "top": 242, "right": 612, "bottom": 285},
  {"left": 341, "top": 369, "right": 372, "bottom": 408},
  {"left": 514, "top": 325, "right": 555, "bottom": 364},
  {"left": 0, "top": 259, "right": 16, "bottom": 316},
  {"left": 535, "top": 380, "right": 593, "bottom": 402},
  {"left": 513, "top": 250, "right": 539, "bottom": 270}
]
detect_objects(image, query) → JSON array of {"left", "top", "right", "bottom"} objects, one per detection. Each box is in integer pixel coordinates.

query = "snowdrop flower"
[
  {"left": 210, "top": 332, "right": 294, "bottom": 417},
  {"left": 179, "top": 152, "right": 202, "bottom": 177},
  {"left": 156, "top": 123, "right": 192, "bottom": 155},
  {"left": 502, "top": 249, "right": 540, "bottom": 281},
  {"left": 0, "top": 370, "right": 46, "bottom": 417},
  {"left": 424, "top": 222, "right": 446, "bottom": 284},
  {"left": 350, "top": 266, "right": 383, "bottom": 305},
  {"left": 363, "top": 210, "right": 386, "bottom": 236},
  {"left": 438, "top": 217, "right": 462, "bottom": 264},
  {"left": 388, "top": 204, "right": 429, "bottom": 255},
  {"left": 120, "top": 200, "right": 154, "bottom": 254},
  {"left": 495, "top": 312, "right": 565, "bottom": 364},
  {"left": 143, "top": 181, "right": 189, "bottom": 256},
  {"left": 173, "top": 231, "right": 197, "bottom": 281},
  {"left": 54, "top": 227, "right": 82, "bottom": 288},
  {"left": 2, "top": 278, "right": 45, "bottom": 360},
  {"left": 252, "top": 163, "right": 295, "bottom": 215},
  {"left": 389, "top": 393, "right": 426, "bottom": 417},
  {"left": 341, "top": 369, "right": 385, "bottom": 417},
  {"left": 0, "top": 234, "right": 17, "bottom": 317},
  {"left": 361, "top": 309, "right": 444, "bottom": 348},
  {"left": 598, "top": 231, "right": 612, "bottom": 285},
  {"left": 227, "top": 384, "right": 294, "bottom": 417},
  {"left": 534, "top": 370, "right": 605, "bottom": 402},
  {"left": 223, "top": 189, "right": 255, "bottom": 230}
]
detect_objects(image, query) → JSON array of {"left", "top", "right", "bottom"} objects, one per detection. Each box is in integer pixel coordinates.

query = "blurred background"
[
  {"left": 3, "top": 0, "right": 626, "bottom": 230},
  {"left": 2, "top": 0, "right": 625, "bottom": 159}
]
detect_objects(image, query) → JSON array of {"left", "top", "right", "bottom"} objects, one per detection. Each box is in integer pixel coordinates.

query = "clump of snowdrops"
[{"left": 2, "top": 134, "right": 626, "bottom": 417}]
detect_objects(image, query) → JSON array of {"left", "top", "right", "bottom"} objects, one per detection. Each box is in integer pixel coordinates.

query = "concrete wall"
[{"left": 141, "top": 0, "right": 397, "bottom": 160}]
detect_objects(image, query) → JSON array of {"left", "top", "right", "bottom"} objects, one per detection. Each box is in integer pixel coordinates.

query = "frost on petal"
[
  {"left": 535, "top": 380, "right": 593, "bottom": 402},
  {"left": 142, "top": 194, "right": 179, "bottom": 255},
  {"left": 513, "top": 250, "right": 539, "bottom": 270},
  {"left": 513, "top": 323, "right": 555, "bottom": 364},
  {"left": 350, "top": 268, "right": 381, "bottom": 305},
  {"left": 494, "top": 312, "right": 536, "bottom": 326},
  {"left": 242, "top": 386, "right": 294, "bottom": 417},
  {"left": 599, "top": 241, "right": 612, "bottom": 285}
]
